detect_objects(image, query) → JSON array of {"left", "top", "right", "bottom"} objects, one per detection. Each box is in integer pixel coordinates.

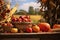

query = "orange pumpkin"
[
  {"left": 53, "top": 24, "right": 60, "bottom": 29},
  {"left": 38, "top": 23, "right": 51, "bottom": 32}
]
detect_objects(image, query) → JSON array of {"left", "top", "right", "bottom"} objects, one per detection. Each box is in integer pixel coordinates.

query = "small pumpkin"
[{"left": 53, "top": 24, "right": 60, "bottom": 29}]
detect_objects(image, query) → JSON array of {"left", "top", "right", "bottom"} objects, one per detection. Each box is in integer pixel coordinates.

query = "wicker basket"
[
  {"left": 2, "top": 23, "right": 13, "bottom": 32},
  {"left": 12, "top": 22, "right": 32, "bottom": 30},
  {"left": 3, "top": 26, "right": 13, "bottom": 32}
]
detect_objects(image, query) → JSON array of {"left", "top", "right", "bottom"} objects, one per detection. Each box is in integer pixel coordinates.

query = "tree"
[
  {"left": 28, "top": 6, "right": 35, "bottom": 15},
  {"left": 15, "top": 9, "right": 28, "bottom": 15},
  {"left": 35, "top": 8, "right": 40, "bottom": 15},
  {"left": 37, "top": 0, "right": 60, "bottom": 27}
]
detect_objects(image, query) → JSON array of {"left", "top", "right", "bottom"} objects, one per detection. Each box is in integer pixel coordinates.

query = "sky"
[{"left": 10, "top": 0, "right": 41, "bottom": 12}]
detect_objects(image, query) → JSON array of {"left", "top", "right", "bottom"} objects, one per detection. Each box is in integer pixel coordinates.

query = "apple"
[
  {"left": 11, "top": 28, "right": 18, "bottom": 33},
  {"left": 28, "top": 19, "right": 32, "bottom": 22},
  {"left": 16, "top": 18, "right": 22, "bottom": 22},
  {"left": 19, "top": 15, "right": 26, "bottom": 19},
  {"left": 12, "top": 18, "right": 17, "bottom": 22},
  {"left": 26, "top": 15, "right": 30, "bottom": 19},
  {"left": 38, "top": 23, "right": 51, "bottom": 32},
  {"left": 2, "top": 23, "right": 7, "bottom": 27},
  {"left": 53, "top": 24, "right": 60, "bottom": 29},
  {"left": 11, "top": 15, "right": 17, "bottom": 22},
  {"left": 32, "top": 25, "right": 40, "bottom": 32},
  {"left": 23, "top": 18, "right": 29, "bottom": 22},
  {"left": 26, "top": 27, "right": 32, "bottom": 33},
  {"left": 19, "top": 15, "right": 31, "bottom": 22},
  {"left": 2, "top": 23, "right": 13, "bottom": 27},
  {"left": 23, "top": 18, "right": 31, "bottom": 22},
  {"left": 7, "top": 23, "right": 13, "bottom": 27},
  {"left": 18, "top": 18, "right": 22, "bottom": 22}
]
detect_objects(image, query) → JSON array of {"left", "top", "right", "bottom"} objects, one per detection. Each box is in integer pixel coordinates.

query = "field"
[{"left": 14, "top": 15, "right": 43, "bottom": 23}]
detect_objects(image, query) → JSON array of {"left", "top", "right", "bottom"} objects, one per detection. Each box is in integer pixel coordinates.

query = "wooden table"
[{"left": 0, "top": 32, "right": 60, "bottom": 40}]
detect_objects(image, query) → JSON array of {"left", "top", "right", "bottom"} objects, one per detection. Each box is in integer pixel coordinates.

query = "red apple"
[
  {"left": 20, "top": 15, "right": 26, "bottom": 19},
  {"left": 38, "top": 23, "right": 51, "bottom": 32},
  {"left": 26, "top": 15, "right": 30, "bottom": 19},
  {"left": 11, "top": 15, "right": 17, "bottom": 22},
  {"left": 26, "top": 27, "right": 32, "bottom": 33},
  {"left": 7, "top": 23, "right": 13, "bottom": 27},
  {"left": 32, "top": 25, "right": 40, "bottom": 32},
  {"left": 18, "top": 18, "right": 22, "bottom": 22},
  {"left": 28, "top": 19, "right": 32, "bottom": 22},
  {"left": 2, "top": 23, "right": 7, "bottom": 27},
  {"left": 16, "top": 18, "right": 22, "bottom": 22},
  {"left": 12, "top": 18, "right": 17, "bottom": 22},
  {"left": 23, "top": 18, "right": 29, "bottom": 22}
]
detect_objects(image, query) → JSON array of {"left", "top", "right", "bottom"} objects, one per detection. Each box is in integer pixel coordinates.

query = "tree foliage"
[
  {"left": 28, "top": 6, "right": 35, "bottom": 15},
  {"left": 15, "top": 9, "right": 28, "bottom": 15},
  {"left": 37, "top": 0, "right": 60, "bottom": 26}
]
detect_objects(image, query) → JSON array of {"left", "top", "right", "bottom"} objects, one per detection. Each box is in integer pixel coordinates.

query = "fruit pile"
[
  {"left": 0, "top": 15, "right": 60, "bottom": 33},
  {"left": 0, "top": 22, "right": 13, "bottom": 33},
  {"left": 11, "top": 15, "right": 31, "bottom": 23},
  {"left": 0, "top": 21, "right": 60, "bottom": 33}
]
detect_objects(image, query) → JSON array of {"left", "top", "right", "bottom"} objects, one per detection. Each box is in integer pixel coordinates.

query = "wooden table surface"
[
  {"left": 0, "top": 32, "right": 60, "bottom": 40},
  {"left": 0, "top": 32, "right": 60, "bottom": 35}
]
